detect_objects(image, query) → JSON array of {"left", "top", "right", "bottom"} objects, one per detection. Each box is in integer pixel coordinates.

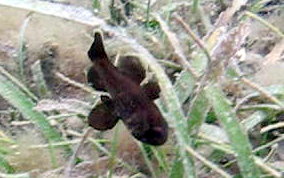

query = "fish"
[{"left": 87, "top": 32, "right": 168, "bottom": 145}]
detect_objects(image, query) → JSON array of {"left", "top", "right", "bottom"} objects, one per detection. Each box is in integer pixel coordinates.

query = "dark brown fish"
[{"left": 87, "top": 32, "right": 168, "bottom": 145}]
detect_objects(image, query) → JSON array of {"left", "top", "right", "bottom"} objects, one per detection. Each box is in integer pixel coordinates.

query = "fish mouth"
[{"left": 136, "top": 126, "right": 168, "bottom": 146}]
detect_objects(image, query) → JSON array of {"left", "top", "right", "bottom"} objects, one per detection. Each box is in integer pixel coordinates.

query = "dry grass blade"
[
  {"left": 64, "top": 128, "right": 93, "bottom": 178},
  {"left": 241, "top": 77, "right": 284, "bottom": 109},
  {"left": 235, "top": 85, "right": 284, "bottom": 111},
  {"left": 55, "top": 72, "right": 107, "bottom": 96},
  {"left": 1, "top": 0, "right": 283, "bottom": 176},
  {"left": 253, "top": 135, "right": 284, "bottom": 153},
  {"left": 172, "top": 14, "right": 212, "bottom": 110},
  {"left": 185, "top": 146, "right": 232, "bottom": 178},
  {"left": 0, "top": 172, "right": 31, "bottom": 178},
  {"left": 0, "top": 0, "right": 105, "bottom": 26},
  {"left": 110, "top": 32, "right": 197, "bottom": 177},
  {"left": 0, "top": 68, "right": 62, "bottom": 144},
  {"left": 153, "top": 14, "right": 199, "bottom": 78},
  {"left": 263, "top": 39, "right": 284, "bottom": 65},
  {"left": 72, "top": 17, "right": 203, "bottom": 175},
  {"left": 34, "top": 99, "right": 91, "bottom": 115},
  {"left": 245, "top": 11, "right": 284, "bottom": 38},
  {"left": 173, "top": 14, "right": 212, "bottom": 63},
  {"left": 66, "top": 130, "right": 138, "bottom": 173},
  {"left": 254, "top": 157, "right": 283, "bottom": 178},
  {"left": 260, "top": 122, "right": 284, "bottom": 134},
  {"left": 211, "top": 23, "right": 250, "bottom": 63},
  {"left": 214, "top": 0, "right": 248, "bottom": 27},
  {"left": 30, "top": 140, "right": 81, "bottom": 149},
  {"left": 198, "top": 132, "right": 282, "bottom": 177}
]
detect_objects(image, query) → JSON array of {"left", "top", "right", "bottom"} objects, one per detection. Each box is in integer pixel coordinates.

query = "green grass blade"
[
  {"left": 205, "top": 85, "right": 261, "bottom": 177},
  {"left": 92, "top": 0, "right": 100, "bottom": 10},
  {"left": 0, "top": 147, "right": 10, "bottom": 155},
  {"left": 31, "top": 60, "right": 51, "bottom": 98},
  {"left": 136, "top": 53, "right": 196, "bottom": 177},
  {"left": 0, "top": 155, "right": 15, "bottom": 173},
  {"left": 108, "top": 126, "right": 120, "bottom": 178},
  {"left": 138, "top": 143, "right": 158, "bottom": 178},
  {"left": 169, "top": 157, "right": 184, "bottom": 178},
  {"left": 17, "top": 15, "right": 31, "bottom": 79},
  {"left": 174, "top": 70, "right": 195, "bottom": 103},
  {"left": 118, "top": 33, "right": 197, "bottom": 176},
  {"left": 192, "top": 0, "right": 199, "bottom": 13},
  {"left": 187, "top": 91, "right": 210, "bottom": 133},
  {"left": 151, "top": 147, "right": 169, "bottom": 173},
  {"left": 241, "top": 111, "right": 268, "bottom": 131},
  {"left": 0, "top": 73, "right": 62, "bottom": 143},
  {"left": 0, "top": 67, "right": 38, "bottom": 101}
]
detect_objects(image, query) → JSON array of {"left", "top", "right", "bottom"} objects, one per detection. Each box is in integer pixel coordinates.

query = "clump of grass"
[{"left": 6, "top": 131, "right": 64, "bottom": 172}]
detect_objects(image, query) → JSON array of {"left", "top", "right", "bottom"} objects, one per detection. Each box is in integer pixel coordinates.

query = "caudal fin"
[{"left": 88, "top": 32, "right": 108, "bottom": 61}]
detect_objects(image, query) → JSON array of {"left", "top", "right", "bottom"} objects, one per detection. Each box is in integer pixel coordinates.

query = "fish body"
[{"left": 87, "top": 33, "right": 168, "bottom": 145}]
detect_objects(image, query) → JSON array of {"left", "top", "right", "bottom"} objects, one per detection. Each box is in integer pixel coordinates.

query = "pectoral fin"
[
  {"left": 117, "top": 56, "right": 145, "bottom": 84},
  {"left": 142, "top": 81, "right": 161, "bottom": 100},
  {"left": 88, "top": 96, "right": 119, "bottom": 130}
]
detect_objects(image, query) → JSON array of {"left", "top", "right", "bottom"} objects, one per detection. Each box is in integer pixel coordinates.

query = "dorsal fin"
[
  {"left": 88, "top": 32, "right": 108, "bottom": 61},
  {"left": 117, "top": 56, "right": 146, "bottom": 84}
]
